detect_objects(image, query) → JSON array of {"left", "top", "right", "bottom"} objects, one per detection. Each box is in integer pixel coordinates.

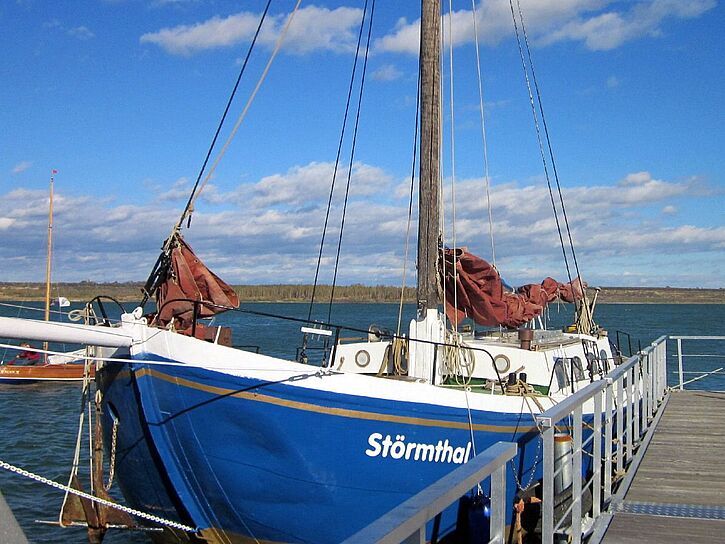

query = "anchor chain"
[
  {"left": 0, "top": 459, "right": 196, "bottom": 533},
  {"left": 104, "top": 417, "right": 119, "bottom": 492}
]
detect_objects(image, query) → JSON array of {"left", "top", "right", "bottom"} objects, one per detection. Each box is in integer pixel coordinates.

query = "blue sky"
[{"left": 1, "top": 0, "right": 723, "bottom": 289}]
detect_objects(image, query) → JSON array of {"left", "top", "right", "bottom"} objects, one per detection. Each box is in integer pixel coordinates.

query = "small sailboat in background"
[{"left": 0, "top": 170, "right": 93, "bottom": 384}]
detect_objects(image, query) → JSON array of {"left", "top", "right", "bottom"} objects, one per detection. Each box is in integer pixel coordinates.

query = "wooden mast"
[
  {"left": 43, "top": 170, "right": 55, "bottom": 360},
  {"left": 44, "top": 171, "right": 55, "bottom": 323},
  {"left": 417, "top": 0, "right": 441, "bottom": 314}
]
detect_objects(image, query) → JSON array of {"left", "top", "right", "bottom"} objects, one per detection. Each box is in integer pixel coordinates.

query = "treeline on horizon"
[
  {"left": 0, "top": 282, "right": 416, "bottom": 303},
  {"left": 0, "top": 282, "right": 723, "bottom": 304}
]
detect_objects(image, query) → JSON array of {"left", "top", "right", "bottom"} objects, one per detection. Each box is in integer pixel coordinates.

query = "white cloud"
[
  {"left": 662, "top": 205, "right": 677, "bottom": 215},
  {"left": 372, "top": 64, "right": 403, "bottom": 82},
  {"left": 140, "top": 6, "right": 364, "bottom": 56},
  {"left": 68, "top": 26, "right": 95, "bottom": 40},
  {"left": 0, "top": 166, "right": 722, "bottom": 287},
  {"left": 12, "top": 161, "right": 32, "bottom": 174},
  {"left": 375, "top": 0, "right": 716, "bottom": 54}
]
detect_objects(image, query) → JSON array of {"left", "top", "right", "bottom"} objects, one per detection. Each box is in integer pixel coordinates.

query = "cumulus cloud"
[
  {"left": 0, "top": 165, "right": 722, "bottom": 287},
  {"left": 140, "top": 6, "right": 364, "bottom": 56},
  {"left": 375, "top": 0, "right": 716, "bottom": 54},
  {"left": 43, "top": 20, "right": 95, "bottom": 40},
  {"left": 12, "top": 161, "right": 32, "bottom": 174},
  {"left": 372, "top": 64, "right": 403, "bottom": 82}
]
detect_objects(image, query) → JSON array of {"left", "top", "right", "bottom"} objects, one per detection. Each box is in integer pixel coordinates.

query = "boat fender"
[{"left": 455, "top": 493, "right": 491, "bottom": 544}]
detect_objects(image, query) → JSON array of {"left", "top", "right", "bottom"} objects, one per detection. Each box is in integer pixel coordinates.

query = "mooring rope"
[{"left": 0, "top": 459, "right": 197, "bottom": 533}]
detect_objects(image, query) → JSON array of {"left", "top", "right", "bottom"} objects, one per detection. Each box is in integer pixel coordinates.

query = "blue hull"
[{"left": 98, "top": 359, "right": 549, "bottom": 543}]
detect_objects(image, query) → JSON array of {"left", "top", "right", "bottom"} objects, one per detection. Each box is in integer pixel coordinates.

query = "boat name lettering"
[{"left": 365, "top": 433, "right": 471, "bottom": 464}]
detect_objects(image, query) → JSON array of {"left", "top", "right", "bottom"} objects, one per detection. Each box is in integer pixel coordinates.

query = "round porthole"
[
  {"left": 493, "top": 354, "right": 510, "bottom": 374},
  {"left": 355, "top": 350, "right": 371, "bottom": 367}
]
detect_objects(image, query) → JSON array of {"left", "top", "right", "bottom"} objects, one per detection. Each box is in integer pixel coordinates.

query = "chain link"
[
  {"left": 104, "top": 417, "right": 119, "bottom": 492},
  {"left": 510, "top": 433, "right": 542, "bottom": 492},
  {"left": 0, "top": 459, "right": 196, "bottom": 533}
]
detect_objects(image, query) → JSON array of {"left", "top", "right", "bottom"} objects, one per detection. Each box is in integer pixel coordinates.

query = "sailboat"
[
  {"left": 0, "top": 1, "right": 618, "bottom": 541},
  {"left": 0, "top": 171, "right": 93, "bottom": 384}
]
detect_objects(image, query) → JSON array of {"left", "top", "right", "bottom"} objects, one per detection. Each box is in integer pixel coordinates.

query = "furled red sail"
[
  {"left": 440, "top": 248, "right": 585, "bottom": 329},
  {"left": 156, "top": 234, "right": 239, "bottom": 328}
]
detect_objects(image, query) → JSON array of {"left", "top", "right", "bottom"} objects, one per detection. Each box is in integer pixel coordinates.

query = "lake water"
[{"left": 1, "top": 301, "right": 723, "bottom": 543}]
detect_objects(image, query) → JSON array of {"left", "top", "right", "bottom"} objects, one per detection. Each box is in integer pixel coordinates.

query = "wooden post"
[{"left": 417, "top": 0, "right": 441, "bottom": 314}]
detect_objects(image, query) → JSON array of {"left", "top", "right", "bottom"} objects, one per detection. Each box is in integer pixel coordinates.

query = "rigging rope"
[
  {"left": 326, "top": 0, "right": 377, "bottom": 323},
  {"left": 470, "top": 0, "right": 496, "bottom": 267},
  {"left": 396, "top": 67, "right": 421, "bottom": 336},
  {"left": 143, "top": 0, "right": 302, "bottom": 305},
  {"left": 178, "top": 0, "right": 273, "bottom": 232},
  {"left": 307, "top": 0, "right": 371, "bottom": 323},
  {"left": 507, "top": 0, "right": 574, "bottom": 290},
  {"left": 446, "top": 0, "right": 460, "bottom": 329},
  {"left": 141, "top": 0, "right": 273, "bottom": 305},
  {"left": 512, "top": 0, "right": 592, "bottom": 326}
]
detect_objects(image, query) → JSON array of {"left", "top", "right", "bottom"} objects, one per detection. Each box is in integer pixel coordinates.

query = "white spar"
[{"left": 0, "top": 316, "right": 133, "bottom": 348}]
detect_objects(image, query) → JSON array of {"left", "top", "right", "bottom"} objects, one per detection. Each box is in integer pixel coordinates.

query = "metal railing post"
[
  {"left": 490, "top": 463, "right": 506, "bottom": 544},
  {"left": 541, "top": 422, "right": 555, "bottom": 544},
  {"left": 593, "top": 389, "right": 602, "bottom": 518},
  {"left": 641, "top": 352, "right": 649, "bottom": 433},
  {"left": 572, "top": 406, "right": 583, "bottom": 544},
  {"left": 661, "top": 340, "right": 668, "bottom": 394},
  {"left": 604, "top": 378, "right": 613, "bottom": 502},
  {"left": 625, "top": 367, "right": 633, "bottom": 463},
  {"left": 633, "top": 359, "right": 641, "bottom": 444},
  {"left": 676, "top": 337, "right": 684, "bottom": 390},
  {"left": 616, "top": 376, "right": 624, "bottom": 475}
]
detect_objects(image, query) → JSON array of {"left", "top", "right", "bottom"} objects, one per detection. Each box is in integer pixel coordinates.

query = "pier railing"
[
  {"left": 340, "top": 441, "right": 517, "bottom": 544},
  {"left": 535, "top": 334, "right": 668, "bottom": 544},
  {"left": 672, "top": 335, "right": 725, "bottom": 390}
]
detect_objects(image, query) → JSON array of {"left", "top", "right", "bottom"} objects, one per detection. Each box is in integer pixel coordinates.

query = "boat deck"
[{"left": 599, "top": 390, "right": 725, "bottom": 543}]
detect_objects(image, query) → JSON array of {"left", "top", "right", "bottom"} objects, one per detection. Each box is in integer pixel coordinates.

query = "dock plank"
[{"left": 602, "top": 390, "right": 725, "bottom": 542}]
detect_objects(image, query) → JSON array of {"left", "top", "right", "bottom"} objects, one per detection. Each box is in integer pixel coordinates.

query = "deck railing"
[
  {"left": 672, "top": 335, "right": 725, "bottom": 390},
  {"left": 535, "top": 335, "right": 668, "bottom": 544},
  {"left": 340, "top": 441, "right": 517, "bottom": 544},
  {"left": 342, "top": 334, "right": 725, "bottom": 543}
]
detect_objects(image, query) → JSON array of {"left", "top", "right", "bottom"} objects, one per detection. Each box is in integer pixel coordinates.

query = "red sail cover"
[
  {"left": 156, "top": 235, "right": 239, "bottom": 328},
  {"left": 440, "top": 248, "right": 585, "bottom": 329}
]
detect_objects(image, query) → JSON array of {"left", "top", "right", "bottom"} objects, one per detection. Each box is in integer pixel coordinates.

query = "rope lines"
[
  {"left": 142, "top": 0, "right": 302, "bottom": 306},
  {"left": 326, "top": 0, "right": 377, "bottom": 323},
  {"left": 508, "top": 0, "right": 592, "bottom": 326},
  {"left": 307, "top": 0, "right": 371, "bottom": 323},
  {"left": 396, "top": 68, "right": 421, "bottom": 336},
  {"left": 470, "top": 0, "right": 496, "bottom": 267}
]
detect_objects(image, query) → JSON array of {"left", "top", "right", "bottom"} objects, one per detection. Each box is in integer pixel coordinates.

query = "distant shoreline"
[{"left": 0, "top": 282, "right": 722, "bottom": 304}]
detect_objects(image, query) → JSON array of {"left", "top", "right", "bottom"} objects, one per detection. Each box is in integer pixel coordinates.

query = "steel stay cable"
[
  {"left": 327, "top": 0, "right": 377, "bottom": 323},
  {"left": 513, "top": 0, "right": 592, "bottom": 324},
  {"left": 140, "top": 1, "right": 273, "bottom": 306},
  {"left": 507, "top": 0, "right": 574, "bottom": 290},
  {"left": 307, "top": 0, "right": 370, "bottom": 323},
  {"left": 177, "top": 0, "right": 273, "bottom": 231},
  {"left": 470, "top": 0, "right": 496, "bottom": 267},
  {"left": 396, "top": 68, "right": 421, "bottom": 336}
]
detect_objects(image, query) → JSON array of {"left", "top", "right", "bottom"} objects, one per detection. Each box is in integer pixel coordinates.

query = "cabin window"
[
  {"left": 586, "top": 352, "right": 599, "bottom": 375},
  {"left": 600, "top": 349, "right": 609, "bottom": 370},
  {"left": 571, "top": 356, "right": 585, "bottom": 380},
  {"left": 553, "top": 357, "right": 569, "bottom": 389}
]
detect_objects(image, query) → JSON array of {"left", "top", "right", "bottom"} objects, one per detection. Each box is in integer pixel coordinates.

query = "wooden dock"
[{"left": 599, "top": 390, "right": 725, "bottom": 543}]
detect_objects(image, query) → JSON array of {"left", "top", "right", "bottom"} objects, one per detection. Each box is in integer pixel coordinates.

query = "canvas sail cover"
[
  {"left": 156, "top": 234, "right": 239, "bottom": 328},
  {"left": 440, "top": 248, "right": 585, "bottom": 329}
]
